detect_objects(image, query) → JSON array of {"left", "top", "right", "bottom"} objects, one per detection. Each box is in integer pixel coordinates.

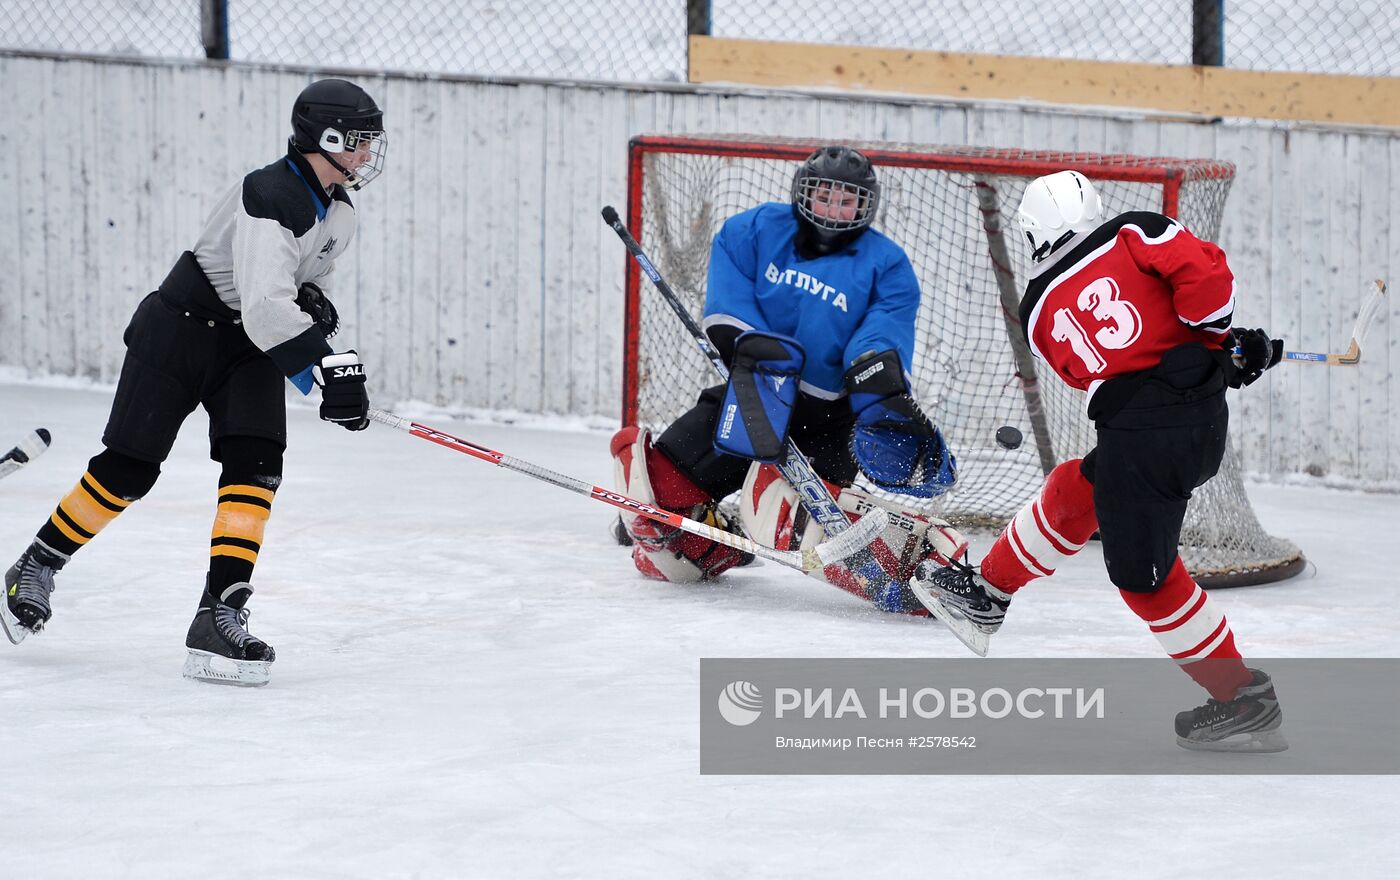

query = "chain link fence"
[
  {"left": 1, "top": 0, "right": 202, "bottom": 59},
  {"left": 226, "top": 1, "right": 685, "bottom": 81},
  {"left": 711, "top": 1, "right": 1397, "bottom": 78},
  {"left": 1, "top": 1, "right": 1394, "bottom": 81}
]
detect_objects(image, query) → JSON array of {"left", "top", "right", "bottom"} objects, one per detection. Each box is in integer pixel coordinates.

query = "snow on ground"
[{"left": 0, "top": 379, "right": 1396, "bottom": 879}]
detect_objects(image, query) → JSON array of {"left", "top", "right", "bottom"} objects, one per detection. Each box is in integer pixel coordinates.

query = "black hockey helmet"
[
  {"left": 290, "top": 79, "right": 387, "bottom": 190},
  {"left": 790, "top": 145, "right": 880, "bottom": 255}
]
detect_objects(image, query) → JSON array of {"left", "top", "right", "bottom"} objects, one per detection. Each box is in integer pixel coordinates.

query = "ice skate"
[
  {"left": 908, "top": 558, "right": 1012, "bottom": 657},
  {"left": 183, "top": 582, "right": 275, "bottom": 687},
  {"left": 611, "top": 514, "right": 633, "bottom": 547},
  {"left": 2, "top": 542, "right": 68, "bottom": 645},
  {"left": 1175, "top": 668, "right": 1287, "bottom": 753}
]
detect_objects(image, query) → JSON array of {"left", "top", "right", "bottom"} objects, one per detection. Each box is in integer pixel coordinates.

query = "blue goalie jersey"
[{"left": 702, "top": 202, "right": 921, "bottom": 398}]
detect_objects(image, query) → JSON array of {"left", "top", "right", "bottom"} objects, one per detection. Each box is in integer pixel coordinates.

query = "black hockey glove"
[
  {"left": 295, "top": 281, "right": 340, "bottom": 339},
  {"left": 1228, "top": 328, "right": 1284, "bottom": 387},
  {"left": 313, "top": 351, "right": 370, "bottom": 431}
]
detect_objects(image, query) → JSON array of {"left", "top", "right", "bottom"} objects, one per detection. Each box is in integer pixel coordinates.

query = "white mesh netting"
[{"left": 624, "top": 135, "right": 1303, "bottom": 587}]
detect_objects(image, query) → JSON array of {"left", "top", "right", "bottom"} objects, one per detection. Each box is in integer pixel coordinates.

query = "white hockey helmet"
[{"left": 1017, "top": 170, "right": 1104, "bottom": 262}]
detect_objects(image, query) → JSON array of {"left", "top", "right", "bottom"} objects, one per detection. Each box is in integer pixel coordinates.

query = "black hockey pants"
[{"left": 1081, "top": 344, "right": 1230, "bottom": 592}]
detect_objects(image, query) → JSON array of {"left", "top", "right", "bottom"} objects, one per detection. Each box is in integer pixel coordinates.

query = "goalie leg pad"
[
  {"left": 739, "top": 462, "right": 968, "bottom": 611},
  {"left": 980, "top": 458, "right": 1097, "bottom": 594},
  {"left": 610, "top": 426, "right": 749, "bottom": 583}
]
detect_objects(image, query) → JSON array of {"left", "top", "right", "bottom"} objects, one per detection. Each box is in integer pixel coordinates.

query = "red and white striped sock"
[
  {"left": 1118, "top": 558, "right": 1252, "bottom": 701},
  {"left": 981, "top": 459, "right": 1098, "bottom": 594}
]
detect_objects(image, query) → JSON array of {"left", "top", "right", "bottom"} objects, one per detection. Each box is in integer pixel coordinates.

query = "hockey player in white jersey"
[{"left": 3, "top": 79, "right": 386, "bottom": 686}]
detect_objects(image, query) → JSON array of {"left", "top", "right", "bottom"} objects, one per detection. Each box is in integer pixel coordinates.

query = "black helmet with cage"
[
  {"left": 790, "top": 145, "right": 880, "bottom": 256},
  {"left": 290, "top": 79, "right": 386, "bottom": 190}
]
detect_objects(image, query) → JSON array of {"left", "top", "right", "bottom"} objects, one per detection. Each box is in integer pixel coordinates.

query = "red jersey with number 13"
[{"left": 1018, "top": 211, "right": 1236, "bottom": 406}]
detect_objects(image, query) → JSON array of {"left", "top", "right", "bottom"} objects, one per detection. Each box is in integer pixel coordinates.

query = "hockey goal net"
[{"left": 622, "top": 134, "right": 1304, "bottom": 587}]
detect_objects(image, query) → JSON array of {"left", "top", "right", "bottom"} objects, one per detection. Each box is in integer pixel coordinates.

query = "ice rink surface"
[{"left": 1, "top": 379, "right": 1396, "bottom": 879}]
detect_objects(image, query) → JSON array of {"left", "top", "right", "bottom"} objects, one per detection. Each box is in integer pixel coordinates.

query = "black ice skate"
[
  {"left": 183, "top": 582, "right": 275, "bottom": 687},
  {"left": 908, "top": 558, "right": 1012, "bottom": 657},
  {"left": 2, "top": 541, "right": 69, "bottom": 645},
  {"left": 1175, "top": 668, "right": 1287, "bottom": 753},
  {"left": 611, "top": 514, "right": 634, "bottom": 547}
]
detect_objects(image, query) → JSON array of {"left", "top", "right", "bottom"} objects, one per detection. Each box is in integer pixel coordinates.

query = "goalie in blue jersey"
[{"left": 611, "top": 145, "right": 960, "bottom": 600}]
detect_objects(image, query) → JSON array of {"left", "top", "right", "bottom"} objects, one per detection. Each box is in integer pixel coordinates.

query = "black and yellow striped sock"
[
  {"left": 44, "top": 473, "right": 131, "bottom": 553},
  {"left": 207, "top": 481, "right": 276, "bottom": 596},
  {"left": 34, "top": 450, "right": 160, "bottom": 558}
]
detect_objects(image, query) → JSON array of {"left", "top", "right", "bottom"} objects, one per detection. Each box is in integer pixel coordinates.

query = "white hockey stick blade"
[
  {"left": 907, "top": 576, "right": 991, "bottom": 657},
  {"left": 809, "top": 508, "right": 888, "bottom": 569},
  {"left": 1344, "top": 278, "right": 1387, "bottom": 363},
  {"left": 706, "top": 508, "right": 888, "bottom": 574},
  {"left": 1278, "top": 279, "right": 1386, "bottom": 366},
  {"left": 675, "top": 517, "right": 821, "bottom": 574},
  {"left": 0, "top": 428, "right": 52, "bottom": 481}
]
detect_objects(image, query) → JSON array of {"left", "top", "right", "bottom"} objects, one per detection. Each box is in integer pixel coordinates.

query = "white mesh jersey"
[{"left": 191, "top": 147, "right": 357, "bottom": 387}]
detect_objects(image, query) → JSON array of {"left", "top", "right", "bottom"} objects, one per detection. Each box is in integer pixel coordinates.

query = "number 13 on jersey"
[{"left": 1049, "top": 277, "right": 1143, "bottom": 374}]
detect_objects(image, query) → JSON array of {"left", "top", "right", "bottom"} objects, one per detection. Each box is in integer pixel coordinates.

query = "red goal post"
[{"left": 620, "top": 133, "right": 1302, "bottom": 587}]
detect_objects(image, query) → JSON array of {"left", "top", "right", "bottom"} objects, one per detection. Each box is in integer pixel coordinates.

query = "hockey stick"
[
  {"left": 0, "top": 428, "right": 52, "bottom": 481},
  {"left": 1235, "top": 280, "right": 1387, "bottom": 367},
  {"left": 601, "top": 205, "right": 960, "bottom": 618},
  {"left": 367, "top": 409, "right": 885, "bottom": 574},
  {"left": 1283, "top": 280, "right": 1386, "bottom": 366}
]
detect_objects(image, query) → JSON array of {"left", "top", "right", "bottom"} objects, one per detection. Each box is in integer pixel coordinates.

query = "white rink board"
[{"left": 0, "top": 52, "right": 1397, "bottom": 484}]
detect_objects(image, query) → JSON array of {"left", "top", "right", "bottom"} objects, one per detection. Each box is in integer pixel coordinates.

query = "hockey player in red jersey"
[{"left": 918, "top": 170, "right": 1287, "bottom": 752}]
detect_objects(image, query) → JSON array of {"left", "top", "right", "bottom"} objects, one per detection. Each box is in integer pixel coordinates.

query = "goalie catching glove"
[
  {"left": 313, "top": 351, "right": 370, "bottom": 431},
  {"left": 844, "top": 349, "right": 955, "bottom": 498}
]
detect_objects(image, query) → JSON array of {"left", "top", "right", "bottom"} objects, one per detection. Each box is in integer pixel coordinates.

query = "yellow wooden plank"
[{"left": 689, "top": 36, "right": 1400, "bottom": 129}]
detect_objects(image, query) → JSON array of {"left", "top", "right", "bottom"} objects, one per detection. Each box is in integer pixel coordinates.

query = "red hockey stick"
[{"left": 368, "top": 409, "right": 886, "bottom": 574}]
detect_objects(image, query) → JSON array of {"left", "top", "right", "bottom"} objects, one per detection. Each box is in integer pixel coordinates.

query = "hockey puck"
[{"left": 995, "top": 425, "right": 1023, "bottom": 450}]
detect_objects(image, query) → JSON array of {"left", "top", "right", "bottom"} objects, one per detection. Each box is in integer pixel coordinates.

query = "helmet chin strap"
[
  {"left": 312, "top": 129, "right": 361, "bottom": 189},
  {"left": 316, "top": 148, "right": 360, "bottom": 188}
]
